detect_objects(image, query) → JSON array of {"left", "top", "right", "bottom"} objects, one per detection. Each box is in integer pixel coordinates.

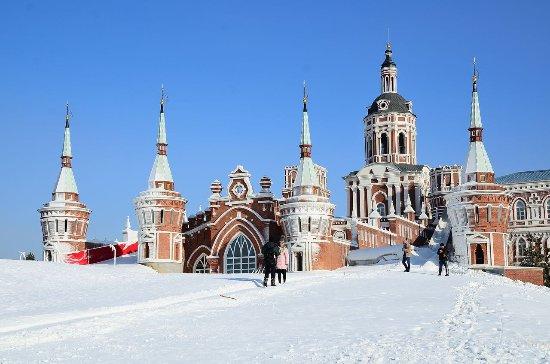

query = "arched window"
[
  {"left": 518, "top": 238, "right": 527, "bottom": 257},
  {"left": 377, "top": 202, "right": 386, "bottom": 217},
  {"left": 380, "top": 133, "right": 389, "bottom": 154},
  {"left": 367, "top": 136, "right": 372, "bottom": 158},
  {"left": 144, "top": 243, "right": 150, "bottom": 259},
  {"left": 225, "top": 235, "right": 257, "bottom": 274},
  {"left": 391, "top": 77, "right": 395, "bottom": 92},
  {"left": 515, "top": 200, "right": 527, "bottom": 220},
  {"left": 194, "top": 254, "right": 210, "bottom": 273},
  {"left": 398, "top": 133, "right": 406, "bottom": 154},
  {"left": 546, "top": 199, "right": 550, "bottom": 218}
]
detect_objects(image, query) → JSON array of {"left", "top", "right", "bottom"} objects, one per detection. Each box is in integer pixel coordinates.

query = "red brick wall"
[
  {"left": 504, "top": 267, "right": 544, "bottom": 286},
  {"left": 312, "top": 241, "right": 349, "bottom": 270}
]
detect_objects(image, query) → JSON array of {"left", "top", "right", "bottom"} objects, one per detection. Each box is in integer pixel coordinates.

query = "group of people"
[
  {"left": 402, "top": 241, "right": 450, "bottom": 276},
  {"left": 261, "top": 238, "right": 289, "bottom": 287}
]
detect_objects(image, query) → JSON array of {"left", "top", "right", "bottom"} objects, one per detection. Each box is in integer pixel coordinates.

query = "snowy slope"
[{"left": 0, "top": 251, "right": 549, "bottom": 363}]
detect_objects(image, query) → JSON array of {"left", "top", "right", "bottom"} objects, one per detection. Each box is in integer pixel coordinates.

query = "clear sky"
[{"left": 1, "top": 1, "right": 549, "bottom": 259}]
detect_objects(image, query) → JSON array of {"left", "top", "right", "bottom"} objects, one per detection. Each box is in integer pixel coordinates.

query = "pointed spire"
[
  {"left": 148, "top": 85, "right": 174, "bottom": 189},
  {"left": 294, "top": 81, "right": 318, "bottom": 190},
  {"left": 125, "top": 216, "right": 131, "bottom": 230},
  {"left": 54, "top": 103, "right": 79, "bottom": 197},
  {"left": 62, "top": 102, "right": 72, "bottom": 160},
  {"left": 470, "top": 58, "right": 482, "bottom": 129},
  {"left": 464, "top": 59, "right": 494, "bottom": 179},
  {"left": 300, "top": 81, "right": 312, "bottom": 150},
  {"left": 157, "top": 85, "right": 167, "bottom": 148}
]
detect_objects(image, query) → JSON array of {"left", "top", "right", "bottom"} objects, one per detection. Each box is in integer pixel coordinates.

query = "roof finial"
[
  {"left": 65, "top": 101, "right": 71, "bottom": 128},
  {"left": 472, "top": 57, "right": 478, "bottom": 92},
  {"left": 160, "top": 84, "right": 165, "bottom": 113},
  {"left": 302, "top": 80, "right": 308, "bottom": 112},
  {"left": 386, "top": 27, "right": 391, "bottom": 49}
]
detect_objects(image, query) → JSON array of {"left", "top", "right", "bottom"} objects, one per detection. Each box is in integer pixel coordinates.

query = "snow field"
[{"left": 0, "top": 249, "right": 549, "bottom": 363}]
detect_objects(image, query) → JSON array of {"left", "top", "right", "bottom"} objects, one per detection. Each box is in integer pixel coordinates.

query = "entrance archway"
[
  {"left": 224, "top": 234, "right": 256, "bottom": 273},
  {"left": 475, "top": 244, "right": 485, "bottom": 264}
]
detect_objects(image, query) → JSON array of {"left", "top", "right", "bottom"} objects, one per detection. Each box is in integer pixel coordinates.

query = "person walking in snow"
[
  {"left": 262, "top": 240, "right": 279, "bottom": 287},
  {"left": 437, "top": 243, "right": 449, "bottom": 276},
  {"left": 276, "top": 239, "right": 289, "bottom": 284},
  {"left": 402, "top": 240, "right": 412, "bottom": 272}
]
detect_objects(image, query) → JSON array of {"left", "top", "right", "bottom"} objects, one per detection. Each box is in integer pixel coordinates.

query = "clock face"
[{"left": 232, "top": 183, "right": 246, "bottom": 198}]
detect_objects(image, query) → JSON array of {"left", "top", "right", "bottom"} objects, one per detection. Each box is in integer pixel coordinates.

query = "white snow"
[{"left": 0, "top": 249, "right": 549, "bottom": 363}]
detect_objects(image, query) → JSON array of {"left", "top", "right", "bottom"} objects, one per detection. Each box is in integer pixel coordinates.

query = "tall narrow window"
[
  {"left": 308, "top": 217, "right": 312, "bottom": 232},
  {"left": 546, "top": 199, "right": 550, "bottom": 218},
  {"left": 381, "top": 133, "right": 389, "bottom": 154},
  {"left": 474, "top": 206, "right": 479, "bottom": 223},
  {"left": 298, "top": 217, "right": 302, "bottom": 233},
  {"left": 55, "top": 220, "right": 59, "bottom": 233},
  {"left": 515, "top": 200, "right": 526, "bottom": 220},
  {"left": 398, "top": 133, "right": 406, "bottom": 154},
  {"left": 487, "top": 206, "right": 491, "bottom": 222},
  {"left": 160, "top": 210, "right": 164, "bottom": 224},
  {"left": 64, "top": 219, "right": 68, "bottom": 232}
]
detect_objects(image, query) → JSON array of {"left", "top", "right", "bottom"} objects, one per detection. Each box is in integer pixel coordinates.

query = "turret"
[{"left": 39, "top": 103, "right": 91, "bottom": 262}]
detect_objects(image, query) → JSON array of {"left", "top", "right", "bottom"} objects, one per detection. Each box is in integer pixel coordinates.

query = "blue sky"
[{"left": 1, "top": 1, "right": 549, "bottom": 258}]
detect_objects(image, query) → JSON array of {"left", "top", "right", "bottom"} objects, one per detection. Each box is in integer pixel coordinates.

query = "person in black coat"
[
  {"left": 262, "top": 241, "right": 279, "bottom": 287},
  {"left": 437, "top": 243, "right": 449, "bottom": 276}
]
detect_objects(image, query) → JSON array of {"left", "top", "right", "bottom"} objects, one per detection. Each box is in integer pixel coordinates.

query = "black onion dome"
[{"left": 367, "top": 92, "right": 412, "bottom": 116}]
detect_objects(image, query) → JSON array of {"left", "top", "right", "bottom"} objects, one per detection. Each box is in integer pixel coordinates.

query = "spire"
[
  {"left": 54, "top": 103, "right": 78, "bottom": 197},
  {"left": 300, "top": 81, "right": 312, "bottom": 154},
  {"left": 464, "top": 59, "right": 494, "bottom": 180},
  {"left": 469, "top": 58, "right": 482, "bottom": 129},
  {"left": 148, "top": 85, "right": 174, "bottom": 189},
  {"left": 62, "top": 103, "right": 72, "bottom": 162},
  {"left": 293, "top": 82, "right": 318, "bottom": 190},
  {"left": 157, "top": 85, "right": 167, "bottom": 149}
]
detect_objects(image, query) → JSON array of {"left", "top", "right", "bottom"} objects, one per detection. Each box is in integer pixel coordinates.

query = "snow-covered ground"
[{"left": 1, "top": 249, "right": 549, "bottom": 363}]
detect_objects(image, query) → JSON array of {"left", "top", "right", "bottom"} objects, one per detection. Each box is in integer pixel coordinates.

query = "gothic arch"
[
  {"left": 186, "top": 245, "right": 212, "bottom": 272},
  {"left": 211, "top": 219, "right": 264, "bottom": 270}
]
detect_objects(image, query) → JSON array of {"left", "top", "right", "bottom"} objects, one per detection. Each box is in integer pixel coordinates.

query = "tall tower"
[
  {"left": 446, "top": 62, "right": 510, "bottom": 266},
  {"left": 364, "top": 43, "right": 416, "bottom": 165},
  {"left": 280, "top": 83, "right": 335, "bottom": 271},
  {"left": 134, "top": 88, "right": 187, "bottom": 272},
  {"left": 39, "top": 104, "right": 91, "bottom": 262}
]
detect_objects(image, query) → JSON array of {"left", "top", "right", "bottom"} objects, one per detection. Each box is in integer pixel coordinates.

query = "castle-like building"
[{"left": 39, "top": 45, "right": 549, "bottom": 284}]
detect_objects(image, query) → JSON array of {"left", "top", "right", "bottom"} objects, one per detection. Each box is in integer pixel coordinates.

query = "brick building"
[{"left": 183, "top": 166, "right": 281, "bottom": 273}]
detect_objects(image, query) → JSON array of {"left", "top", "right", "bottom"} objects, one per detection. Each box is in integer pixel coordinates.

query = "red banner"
[{"left": 64, "top": 242, "right": 138, "bottom": 265}]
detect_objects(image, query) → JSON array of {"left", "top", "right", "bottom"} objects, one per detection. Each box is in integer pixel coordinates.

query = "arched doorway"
[
  {"left": 224, "top": 234, "right": 257, "bottom": 273},
  {"left": 193, "top": 254, "right": 210, "bottom": 273},
  {"left": 475, "top": 244, "right": 485, "bottom": 264}
]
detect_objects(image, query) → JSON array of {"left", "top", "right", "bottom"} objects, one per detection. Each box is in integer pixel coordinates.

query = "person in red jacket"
[{"left": 276, "top": 239, "right": 289, "bottom": 284}]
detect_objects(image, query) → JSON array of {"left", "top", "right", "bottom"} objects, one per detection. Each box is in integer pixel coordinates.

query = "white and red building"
[
  {"left": 38, "top": 46, "right": 548, "bottom": 285},
  {"left": 39, "top": 104, "right": 91, "bottom": 262}
]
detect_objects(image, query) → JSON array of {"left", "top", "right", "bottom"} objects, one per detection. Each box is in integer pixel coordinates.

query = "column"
[
  {"left": 346, "top": 186, "right": 351, "bottom": 217},
  {"left": 387, "top": 184, "right": 394, "bottom": 215},
  {"left": 366, "top": 184, "right": 372, "bottom": 217},
  {"left": 359, "top": 186, "right": 365, "bottom": 218},
  {"left": 395, "top": 185, "right": 402, "bottom": 216},
  {"left": 351, "top": 184, "right": 358, "bottom": 218},
  {"left": 414, "top": 184, "right": 421, "bottom": 216}
]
